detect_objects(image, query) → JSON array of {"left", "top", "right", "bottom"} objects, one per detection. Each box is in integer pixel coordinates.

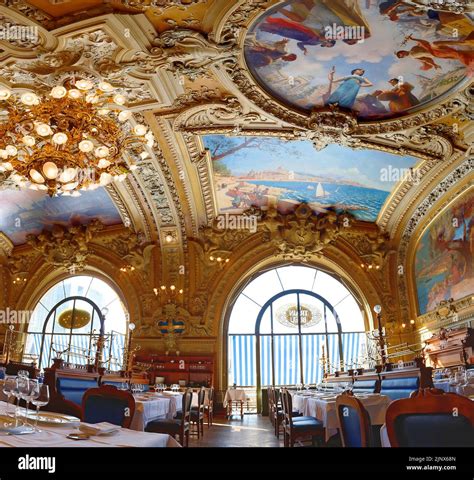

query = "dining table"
[
  {"left": 0, "top": 401, "right": 180, "bottom": 447},
  {"left": 293, "top": 391, "right": 391, "bottom": 442},
  {"left": 130, "top": 393, "right": 179, "bottom": 431}
]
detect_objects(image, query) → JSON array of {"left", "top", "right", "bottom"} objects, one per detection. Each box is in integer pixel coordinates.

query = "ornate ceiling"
[{"left": 0, "top": 0, "right": 472, "bottom": 345}]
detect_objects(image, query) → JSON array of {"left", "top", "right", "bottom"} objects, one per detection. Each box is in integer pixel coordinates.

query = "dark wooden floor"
[{"left": 188, "top": 413, "right": 281, "bottom": 447}]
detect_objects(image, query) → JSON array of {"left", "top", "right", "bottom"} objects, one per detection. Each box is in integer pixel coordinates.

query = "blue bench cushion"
[
  {"left": 395, "top": 413, "right": 474, "bottom": 447},
  {"left": 380, "top": 376, "right": 419, "bottom": 401},
  {"left": 56, "top": 377, "right": 99, "bottom": 406},
  {"left": 352, "top": 380, "right": 378, "bottom": 393}
]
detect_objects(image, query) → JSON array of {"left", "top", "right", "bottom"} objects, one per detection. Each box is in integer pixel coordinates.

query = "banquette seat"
[
  {"left": 379, "top": 376, "right": 420, "bottom": 401},
  {"left": 352, "top": 379, "right": 380, "bottom": 394}
]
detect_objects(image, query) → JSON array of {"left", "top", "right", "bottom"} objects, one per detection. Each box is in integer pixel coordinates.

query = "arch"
[{"left": 22, "top": 275, "right": 129, "bottom": 371}]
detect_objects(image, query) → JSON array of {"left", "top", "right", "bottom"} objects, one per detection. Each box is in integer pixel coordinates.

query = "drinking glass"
[
  {"left": 23, "top": 379, "right": 38, "bottom": 427},
  {"left": 17, "top": 370, "right": 29, "bottom": 378},
  {"left": 30, "top": 384, "right": 49, "bottom": 432},
  {"left": 17, "top": 376, "right": 31, "bottom": 426},
  {"left": 2, "top": 376, "right": 16, "bottom": 420}
]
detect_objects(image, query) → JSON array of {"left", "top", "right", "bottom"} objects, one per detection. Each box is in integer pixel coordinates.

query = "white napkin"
[{"left": 78, "top": 422, "right": 120, "bottom": 436}]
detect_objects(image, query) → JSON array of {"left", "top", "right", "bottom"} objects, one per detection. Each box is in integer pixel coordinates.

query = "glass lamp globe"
[{"left": 373, "top": 305, "right": 382, "bottom": 314}]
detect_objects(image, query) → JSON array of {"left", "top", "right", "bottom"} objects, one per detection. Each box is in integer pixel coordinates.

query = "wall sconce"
[
  {"left": 12, "top": 276, "right": 27, "bottom": 285},
  {"left": 120, "top": 265, "right": 135, "bottom": 273},
  {"left": 154, "top": 284, "right": 184, "bottom": 303},
  {"left": 401, "top": 319, "right": 416, "bottom": 331},
  {"left": 360, "top": 263, "right": 380, "bottom": 271},
  {"left": 209, "top": 255, "right": 230, "bottom": 267}
]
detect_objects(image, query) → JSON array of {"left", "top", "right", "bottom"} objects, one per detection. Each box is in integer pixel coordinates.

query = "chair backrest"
[
  {"left": 280, "top": 388, "right": 294, "bottom": 429},
  {"left": 208, "top": 386, "right": 214, "bottom": 405},
  {"left": 268, "top": 387, "right": 275, "bottom": 410},
  {"left": 181, "top": 389, "right": 193, "bottom": 425},
  {"left": 197, "top": 387, "right": 206, "bottom": 413},
  {"left": 336, "top": 391, "right": 371, "bottom": 447},
  {"left": 82, "top": 385, "right": 135, "bottom": 428},
  {"left": 380, "top": 376, "right": 419, "bottom": 401},
  {"left": 386, "top": 388, "right": 474, "bottom": 447}
]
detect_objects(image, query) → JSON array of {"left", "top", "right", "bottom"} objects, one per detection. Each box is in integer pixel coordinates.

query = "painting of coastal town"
[
  {"left": 244, "top": 0, "right": 473, "bottom": 120},
  {"left": 204, "top": 135, "right": 416, "bottom": 221},
  {"left": 415, "top": 189, "right": 474, "bottom": 315},
  {"left": 0, "top": 187, "right": 122, "bottom": 245}
]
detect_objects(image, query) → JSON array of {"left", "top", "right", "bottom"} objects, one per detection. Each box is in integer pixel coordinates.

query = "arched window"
[
  {"left": 23, "top": 276, "right": 128, "bottom": 371},
  {"left": 227, "top": 266, "right": 368, "bottom": 387}
]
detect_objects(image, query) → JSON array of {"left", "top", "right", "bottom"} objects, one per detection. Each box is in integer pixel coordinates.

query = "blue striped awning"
[{"left": 229, "top": 332, "right": 366, "bottom": 387}]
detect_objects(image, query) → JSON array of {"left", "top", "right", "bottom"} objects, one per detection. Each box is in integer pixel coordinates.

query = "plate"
[{"left": 16, "top": 410, "right": 80, "bottom": 425}]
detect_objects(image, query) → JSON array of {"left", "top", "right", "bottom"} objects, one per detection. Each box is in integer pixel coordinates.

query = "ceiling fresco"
[
  {"left": 244, "top": 0, "right": 473, "bottom": 120},
  {"left": 0, "top": 188, "right": 122, "bottom": 246},
  {"left": 203, "top": 135, "right": 417, "bottom": 221}
]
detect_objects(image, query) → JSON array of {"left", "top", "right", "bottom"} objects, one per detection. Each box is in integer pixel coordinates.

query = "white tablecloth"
[
  {"left": 294, "top": 393, "right": 391, "bottom": 441},
  {"left": 130, "top": 394, "right": 177, "bottom": 431},
  {"left": 380, "top": 423, "right": 391, "bottom": 447},
  {"left": 0, "top": 401, "right": 180, "bottom": 447},
  {"left": 223, "top": 389, "right": 247, "bottom": 407}
]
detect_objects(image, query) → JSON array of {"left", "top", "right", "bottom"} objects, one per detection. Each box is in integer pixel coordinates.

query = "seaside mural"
[
  {"left": 244, "top": 0, "right": 473, "bottom": 120},
  {"left": 415, "top": 189, "right": 474, "bottom": 315},
  {"left": 203, "top": 135, "right": 416, "bottom": 221},
  {"left": 0, "top": 187, "right": 122, "bottom": 245}
]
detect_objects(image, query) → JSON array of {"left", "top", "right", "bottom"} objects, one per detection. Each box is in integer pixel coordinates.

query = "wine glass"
[
  {"left": 30, "top": 384, "right": 49, "bottom": 432},
  {"left": 17, "top": 370, "right": 29, "bottom": 378},
  {"left": 23, "top": 379, "right": 38, "bottom": 427},
  {"left": 2, "top": 376, "right": 17, "bottom": 421},
  {"left": 17, "top": 376, "right": 32, "bottom": 427}
]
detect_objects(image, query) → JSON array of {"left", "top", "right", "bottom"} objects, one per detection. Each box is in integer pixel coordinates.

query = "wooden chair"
[
  {"left": 386, "top": 388, "right": 474, "bottom": 447},
  {"left": 205, "top": 386, "right": 214, "bottom": 427},
  {"left": 336, "top": 391, "right": 372, "bottom": 447},
  {"left": 280, "top": 388, "right": 324, "bottom": 447},
  {"left": 82, "top": 385, "right": 135, "bottom": 428},
  {"left": 146, "top": 389, "right": 193, "bottom": 447},
  {"left": 190, "top": 387, "right": 206, "bottom": 438}
]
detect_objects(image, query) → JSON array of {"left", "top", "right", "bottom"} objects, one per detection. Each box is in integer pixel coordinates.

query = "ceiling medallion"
[
  {"left": 0, "top": 80, "right": 155, "bottom": 196},
  {"left": 275, "top": 303, "right": 322, "bottom": 329}
]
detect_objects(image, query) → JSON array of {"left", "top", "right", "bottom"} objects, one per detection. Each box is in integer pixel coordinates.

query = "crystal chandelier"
[{"left": 0, "top": 80, "right": 154, "bottom": 196}]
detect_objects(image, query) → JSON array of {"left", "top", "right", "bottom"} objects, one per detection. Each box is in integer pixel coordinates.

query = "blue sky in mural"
[
  {"left": 204, "top": 135, "right": 416, "bottom": 221},
  {"left": 0, "top": 187, "right": 122, "bottom": 245}
]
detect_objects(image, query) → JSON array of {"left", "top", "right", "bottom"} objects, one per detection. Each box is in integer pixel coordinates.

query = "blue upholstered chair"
[
  {"left": 82, "top": 385, "right": 135, "bottom": 428},
  {"left": 280, "top": 388, "right": 324, "bottom": 447},
  {"left": 352, "top": 379, "right": 379, "bottom": 394},
  {"left": 145, "top": 389, "right": 193, "bottom": 447},
  {"left": 386, "top": 388, "right": 474, "bottom": 447},
  {"left": 336, "top": 391, "right": 372, "bottom": 447},
  {"left": 380, "top": 376, "right": 419, "bottom": 400},
  {"left": 56, "top": 376, "right": 99, "bottom": 406}
]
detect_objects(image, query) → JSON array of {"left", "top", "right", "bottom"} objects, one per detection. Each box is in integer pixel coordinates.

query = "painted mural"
[
  {"left": 244, "top": 0, "right": 473, "bottom": 120},
  {"left": 415, "top": 189, "right": 474, "bottom": 315},
  {"left": 0, "top": 187, "right": 122, "bottom": 245},
  {"left": 203, "top": 135, "right": 416, "bottom": 221}
]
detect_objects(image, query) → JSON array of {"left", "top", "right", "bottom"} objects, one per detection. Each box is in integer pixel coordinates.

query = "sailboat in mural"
[{"left": 315, "top": 182, "right": 328, "bottom": 198}]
